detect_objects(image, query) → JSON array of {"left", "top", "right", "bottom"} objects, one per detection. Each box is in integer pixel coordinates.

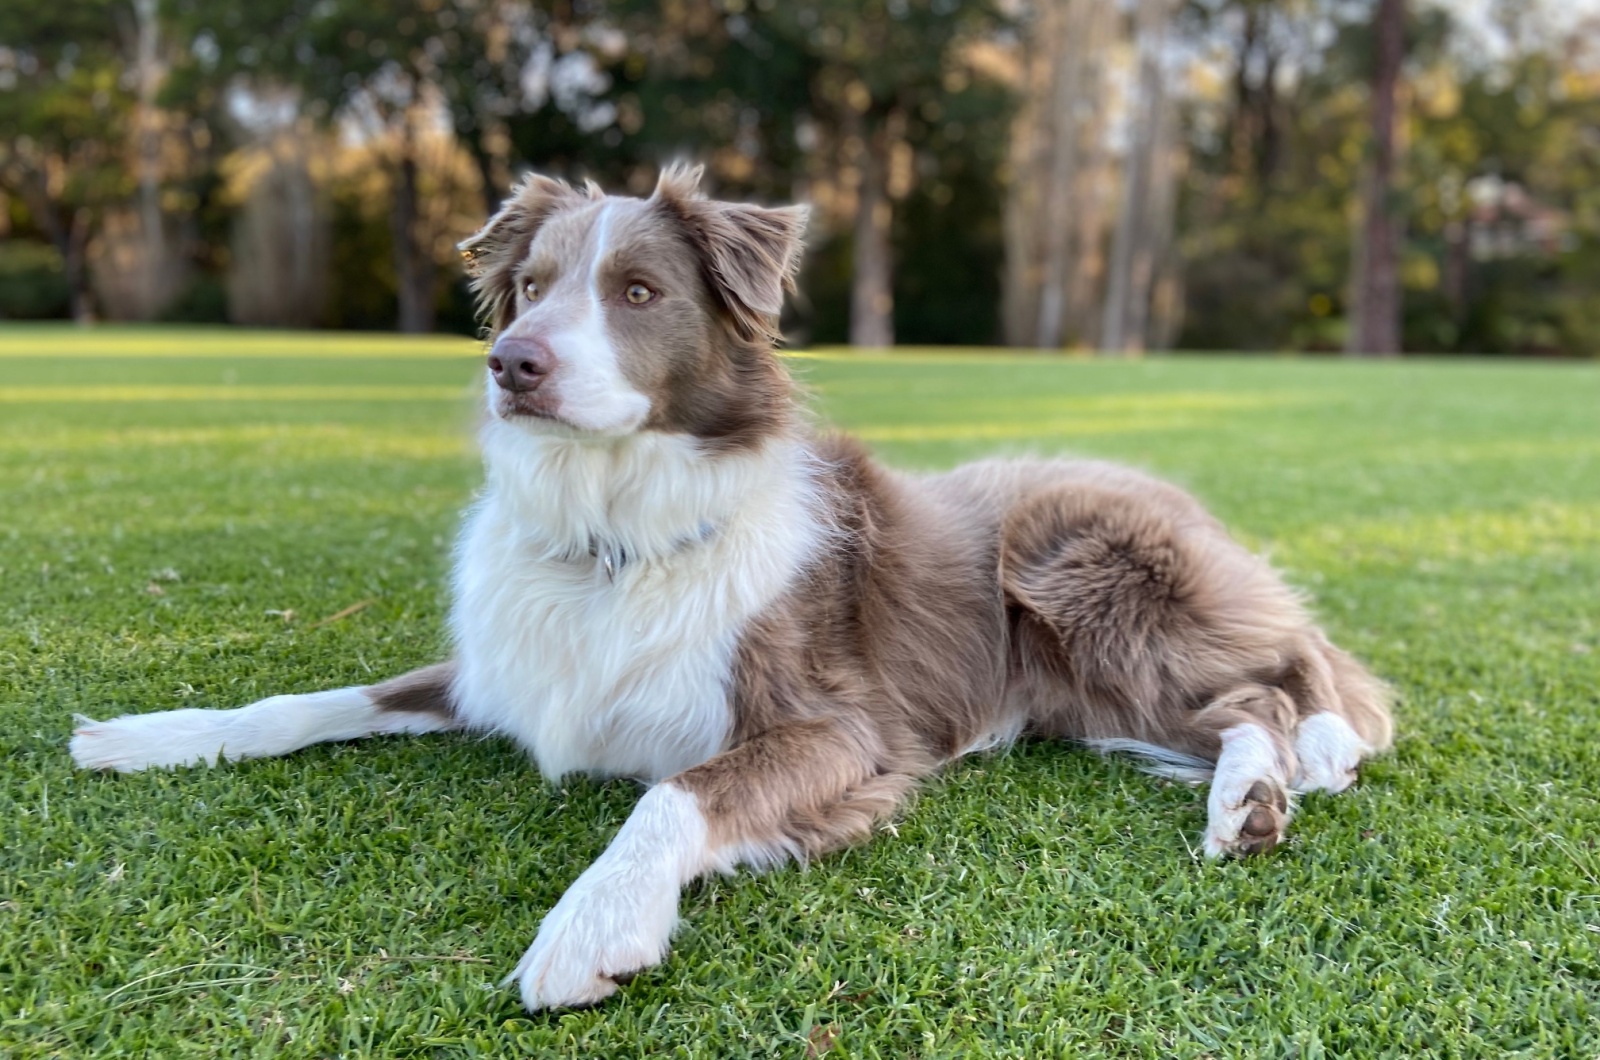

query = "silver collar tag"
[
  {"left": 584, "top": 521, "right": 716, "bottom": 585},
  {"left": 586, "top": 539, "right": 626, "bottom": 584}
]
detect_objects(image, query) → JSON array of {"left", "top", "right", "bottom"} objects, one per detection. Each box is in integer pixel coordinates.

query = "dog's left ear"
[{"left": 653, "top": 162, "right": 809, "bottom": 342}]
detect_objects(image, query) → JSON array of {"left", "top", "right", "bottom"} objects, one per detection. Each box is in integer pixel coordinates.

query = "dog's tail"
[{"left": 1081, "top": 738, "right": 1215, "bottom": 784}]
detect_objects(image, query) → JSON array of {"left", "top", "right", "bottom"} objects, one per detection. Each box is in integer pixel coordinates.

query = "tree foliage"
[
  {"left": 0, "top": 0, "right": 139, "bottom": 318},
  {"left": 0, "top": 0, "right": 1594, "bottom": 354}
]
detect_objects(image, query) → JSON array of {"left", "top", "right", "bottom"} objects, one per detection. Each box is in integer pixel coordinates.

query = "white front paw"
[
  {"left": 69, "top": 711, "right": 221, "bottom": 773},
  {"left": 506, "top": 864, "right": 679, "bottom": 1011}
]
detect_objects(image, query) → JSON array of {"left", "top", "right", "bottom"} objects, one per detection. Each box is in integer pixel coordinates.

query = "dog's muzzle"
[{"left": 488, "top": 337, "right": 555, "bottom": 393}]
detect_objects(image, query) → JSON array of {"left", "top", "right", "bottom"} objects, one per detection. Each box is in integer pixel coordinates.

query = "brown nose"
[{"left": 487, "top": 337, "right": 554, "bottom": 392}]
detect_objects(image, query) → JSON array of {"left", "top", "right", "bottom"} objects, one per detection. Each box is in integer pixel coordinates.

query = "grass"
[{"left": 2, "top": 325, "right": 1597, "bottom": 1058}]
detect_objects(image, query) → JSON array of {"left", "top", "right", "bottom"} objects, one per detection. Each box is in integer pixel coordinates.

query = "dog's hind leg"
[
  {"left": 1282, "top": 637, "right": 1392, "bottom": 794},
  {"left": 1176, "top": 684, "right": 1301, "bottom": 858},
  {"left": 69, "top": 662, "right": 461, "bottom": 773},
  {"left": 1119, "top": 650, "right": 1389, "bottom": 856}
]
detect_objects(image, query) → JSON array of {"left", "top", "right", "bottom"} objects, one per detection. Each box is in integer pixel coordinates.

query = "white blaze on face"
[{"left": 539, "top": 202, "right": 652, "bottom": 434}]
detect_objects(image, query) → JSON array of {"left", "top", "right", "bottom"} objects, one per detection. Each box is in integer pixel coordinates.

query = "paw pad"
[{"left": 1230, "top": 780, "right": 1288, "bottom": 856}]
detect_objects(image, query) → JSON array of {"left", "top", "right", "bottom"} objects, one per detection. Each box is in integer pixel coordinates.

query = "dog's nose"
[{"left": 487, "top": 338, "right": 554, "bottom": 393}]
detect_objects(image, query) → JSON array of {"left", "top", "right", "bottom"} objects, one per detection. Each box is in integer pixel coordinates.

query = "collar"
[{"left": 583, "top": 520, "right": 719, "bottom": 584}]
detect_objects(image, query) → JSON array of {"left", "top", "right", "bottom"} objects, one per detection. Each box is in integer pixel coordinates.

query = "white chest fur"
[{"left": 449, "top": 425, "right": 824, "bottom": 782}]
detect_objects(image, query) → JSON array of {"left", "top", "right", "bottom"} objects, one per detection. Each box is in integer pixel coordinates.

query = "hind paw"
[
  {"left": 1204, "top": 778, "right": 1290, "bottom": 858},
  {"left": 1292, "top": 713, "right": 1368, "bottom": 794}
]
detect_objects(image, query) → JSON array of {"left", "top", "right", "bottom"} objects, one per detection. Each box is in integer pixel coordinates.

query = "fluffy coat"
[{"left": 71, "top": 164, "right": 1393, "bottom": 1011}]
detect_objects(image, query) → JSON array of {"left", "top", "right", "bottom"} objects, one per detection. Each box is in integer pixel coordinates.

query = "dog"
[{"left": 70, "top": 163, "right": 1394, "bottom": 1012}]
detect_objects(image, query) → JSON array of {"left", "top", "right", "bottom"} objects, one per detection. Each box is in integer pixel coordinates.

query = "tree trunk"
[
  {"left": 66, "top": 208, "right": 95, "bottom": 324},
  {"left": 28, "top": 180, "right": 95, "bottom": 323},
  {"left": 1065, "top": 76, "right": 1115, "bottom": 348},
  {"left": 470, "top": 139, "right": 501, "bottom": 217},
  {"left": 1145, "top": 107, "right": 1186, "bottom": 351},
  {"left": 1034, "top": 0, "right": 1093, "bottom": 350},
  {"left": 849, "top": 113, "right": 894, "bottom": 349},
  {"left": 1442, "top": 218, "right": 1468, "bottom": 346},
  {"left": 1001, "top": 0, "right": 1115, "bottom": 349},
  {"left": 390, "top": 124, "right": 435, "bottom": 334},
  {"left": 285, "top": 137, "right": 318, "bottom": 320},
  {"left": 470, "top": 114, "right": 514, "bottom": 217},
  {"left": 133, "top": 0, "right": 166, "bottom": 320},
  {"left": 1126, "top": 85, "right": 1180, "bottom": 353},
  {"left": 1001, "top": 0, "right": 1058, "bottom": 348},
  {"left": 1000, "top": 14, "right": 1047, "bottom": 349},
  {"left": 1101, "top": 0, "right": 1174, "bottom": 355},
  {"left": 1346, "top": 0, "right": 1405, "bottom": 357}
]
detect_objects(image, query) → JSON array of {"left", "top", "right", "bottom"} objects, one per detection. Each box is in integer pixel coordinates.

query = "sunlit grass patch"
[
  {"left": 0, "top": 423, "right": 475, "bottom": 459},
  {"left": 1283, "top": 501, "right": 1600, "bottom": 567},
  {"left": 2, "top": 327, "right": 1598, "bottom": 1058},
  {"left": 0, "top": 384, "right": 475, "bottom": 403},
  {"left": 847, "top": 390, "right": 1316, "bottom": 442},
  {"left": 0, "top": 326, "right": 480, "bottom": 360}
]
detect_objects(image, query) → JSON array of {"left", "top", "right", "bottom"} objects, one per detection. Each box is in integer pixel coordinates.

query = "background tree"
[
  {"left": 607, "top": 0, "right": 1013, "bottom": 347},
  {"left": 755, "top": 0, "right": 1009, "bottom": 347},
  {"left": 1176, "top": 0, "right": 1354, "bottom": 351},
  {"left": 0, "top": 1, "right": 137, "bottom": 320},
  {"left": 167, "top": 0, "right": 591, "bottom": 332},
  {"left": 1346, "top": 0, "right": 1406, "bottom": 356},
  {"left": 1100, "top": 0, "right": 1182, "bottom": 355},
  {"left": 3, "top": 0, "right": 1596, "bottom": 355},
  {"left": 1002, "top": 0, "right": 1117, "bottom": 349}
]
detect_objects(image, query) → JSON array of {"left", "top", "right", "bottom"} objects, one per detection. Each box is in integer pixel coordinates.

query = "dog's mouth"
[
  {"left": 494, "top": 390, "right": 564, "bottom": 424},
  {"left": 487, "top": 381, "right": 648, "bottom": 438}
]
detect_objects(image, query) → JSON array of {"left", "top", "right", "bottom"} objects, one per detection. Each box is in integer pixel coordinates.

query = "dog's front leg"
[
  {"left": 69, "top": 662, "right": 461, "bottom": 772},
  {"left": 510, "top": 716, "right": 907, "bottom": 1011},
  {"left": 506, "top": 782, "right": 710, "bottom": 1010}
]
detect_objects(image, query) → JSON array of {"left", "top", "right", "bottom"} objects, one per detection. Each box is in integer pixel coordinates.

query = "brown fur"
[
  {"left": 369, "top": 662, "right": 459, "bottom": 723},
  {"left": 463, "top": 164, "right": 800, "bottom": 452},
  {"left": 446, "top": 167, "right": 1393, "bottom": 866},
  {"left": 671, "top": 452, "right": 1393, "bottom": 863},
  {"left": 650, "top": 162, "right": 808, "bottom": 345},
  {"left": 460, "top": 174, "right": 599, "bottom": 335},
  {"left": 60, "top": 171, "right": 1400, "bottom": 1015}
]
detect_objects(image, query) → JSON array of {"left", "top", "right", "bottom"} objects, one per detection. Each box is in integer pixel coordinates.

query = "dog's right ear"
[{"left": 459, "top": 174, "right": 590, "bottom": 334}]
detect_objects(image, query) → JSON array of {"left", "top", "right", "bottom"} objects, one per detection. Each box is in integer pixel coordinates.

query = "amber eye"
[
  {"left": 625, "top": 283, "right": 656, "bottom": 305},
  {"left": 524, "top": 280, "right": 539, "bottom": 301}
]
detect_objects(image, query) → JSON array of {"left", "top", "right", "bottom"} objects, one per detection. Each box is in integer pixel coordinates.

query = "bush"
[
  {"left": 0, "top": 241, "right": 72, "bottom": 319},
  {"left": 158, "top": 276, "right": 231, "bottom": 324}
]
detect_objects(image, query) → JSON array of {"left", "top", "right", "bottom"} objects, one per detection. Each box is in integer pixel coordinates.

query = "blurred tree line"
[{"left": 1, "top": 0, "right": 1596, "bottom": 354}]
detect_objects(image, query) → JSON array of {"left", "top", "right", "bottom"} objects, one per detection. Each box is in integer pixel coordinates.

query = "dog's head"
[{"left": 459, "top": 163, "right": 806, "bottom": 449}]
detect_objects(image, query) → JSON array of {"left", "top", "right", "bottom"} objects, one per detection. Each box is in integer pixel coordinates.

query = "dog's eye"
[
  {"left": 625, "top": 283, "right": 656, "bottom": 305},
  {"left": 524, "top": 281, "right": 539, "bottom": 302}
]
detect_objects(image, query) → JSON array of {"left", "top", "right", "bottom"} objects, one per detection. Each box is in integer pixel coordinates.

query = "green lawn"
[{"left": 3, "top": 326, "right": 1598, "bottom": 1058}]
